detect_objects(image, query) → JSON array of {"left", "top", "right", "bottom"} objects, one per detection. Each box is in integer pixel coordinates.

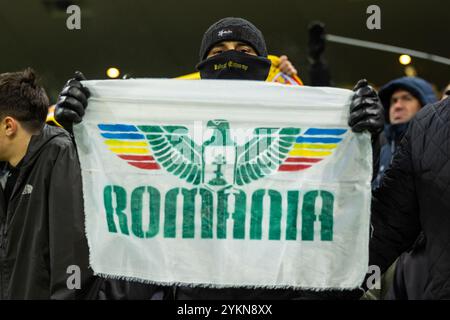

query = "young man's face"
[
  {"left": 207, "top": 41, "right": 257, "bottom": 58},
  {"left": 389, "top": 89, "right": 422, "bottom": 124}
]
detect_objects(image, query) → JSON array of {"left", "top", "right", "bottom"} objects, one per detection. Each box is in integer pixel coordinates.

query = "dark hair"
[{"left": 0, "top": 68, "right": 49, "bottom": 132}]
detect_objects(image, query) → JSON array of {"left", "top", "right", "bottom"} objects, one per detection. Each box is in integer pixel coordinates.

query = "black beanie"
[{"left": 199, "top": 17, "right": 268, "bottom": 61}]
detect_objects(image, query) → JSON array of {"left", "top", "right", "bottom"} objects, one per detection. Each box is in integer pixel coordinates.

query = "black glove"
[
  {"left": 348, "top": 79, "right": 384, "bottom": 134},
  {"left": 54, "top": 71, "right": 90, "bottom": 131}
]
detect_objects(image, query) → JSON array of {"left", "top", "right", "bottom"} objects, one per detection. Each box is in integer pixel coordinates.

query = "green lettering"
[
  {"left": 131, "top": 186, "right": 161, "bottom": 238},
  {"left": 217, "top": 190, "right": 229, "bottom": 239},
  {"left": 103, "top": 185, "right": 129, "bottom": 235},
  {"left": 164, "top": 188, "right": 179, "bottom": 238},
  {"left": 199, "top": 188, "right": 214, "bottom": 239},
  {"left": 319, "top": 191, "right": 334, "bottom": 241},
  {"left": 286, "top": 191, "right": 299, "bottom": 240},
  {"left": 182, "top": 188, "right": 197, "bottom": 238},
  {"left": 302, "top": 190, "right": 318, "bottom": 241},
  {"left": 131, "top": 187, "right": 145, "bottom": 238},
  {"left": 250, "top": 189, "right": 265, "bottom": 240},
  {"left": 268, "top": 190, "right": 282, "bottom": 240},
  {"left": 232, "top": 190, "right": 246, "bottom": 239},
  {"left": 302, "top": 190, "right": 334, "bottom": 241}
]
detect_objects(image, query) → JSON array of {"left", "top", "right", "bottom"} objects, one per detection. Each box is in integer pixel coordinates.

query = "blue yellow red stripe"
[
  {"left": 98, "top": 123, "right": 160, "bottom": 170},
  {"left": 279, "top": 128, "right": 347, "bottom": 172}
]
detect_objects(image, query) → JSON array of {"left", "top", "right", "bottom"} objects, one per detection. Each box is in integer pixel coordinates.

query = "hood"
[{"left": 379, "top": 77, "right": 438, "bottom": 123}]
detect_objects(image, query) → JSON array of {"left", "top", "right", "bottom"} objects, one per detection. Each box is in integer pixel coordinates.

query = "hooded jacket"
[
  {"left": 0, "top": 125, "right": 170, "bottom": 300},
  {"left": 371, "top": 77, "right": 438, "bottom": 300},
  {"left": 0, "top": 125, "right": 102, "bottom": 299},
  {"left": 373, "top": 77, "right": 437, "bottom": 190}
]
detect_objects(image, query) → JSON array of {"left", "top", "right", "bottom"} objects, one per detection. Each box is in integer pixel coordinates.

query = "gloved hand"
[
  {"left": 54, "top": 71, "right": 90, "bottom": 131},
  {"left": 348, "top": 79, "right": 384, "bottom": 134}
]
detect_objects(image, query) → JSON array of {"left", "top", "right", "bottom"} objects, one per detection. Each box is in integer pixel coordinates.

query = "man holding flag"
[{"left": 52, "top": 17, "right": 384, "bottom": 300}]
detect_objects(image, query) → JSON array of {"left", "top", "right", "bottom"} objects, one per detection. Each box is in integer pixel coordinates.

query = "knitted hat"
[{"left": 199, "top": 17, "right": 268, "bottom": 61}]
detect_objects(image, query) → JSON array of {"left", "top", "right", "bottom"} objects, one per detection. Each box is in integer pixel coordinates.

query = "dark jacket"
[
  {"left": 370, "top": 97, "right": 450, "bottom": 299},
  {"left": 0, "top": 125, "right": 102, "bottom": 299},
  {"left": 372, "top": 77, "right": 437, "bottom": 300},
  {"left": 384, "top": 233, "right": 428, "bottom": 300},
  {"left": 372, "top": 124, "right": 408, "bottom": 190},
  {"left": 0, "top": 125, "right": 169, "bottom": 300}
]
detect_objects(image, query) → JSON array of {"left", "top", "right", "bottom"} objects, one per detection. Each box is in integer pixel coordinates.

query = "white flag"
[{"left": 74, "top": 79, "right": 372, "bottom": 290}]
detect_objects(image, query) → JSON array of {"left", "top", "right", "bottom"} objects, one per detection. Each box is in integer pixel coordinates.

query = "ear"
[{"left": 4, "top": 116, "right": 18, "bottom": 136}]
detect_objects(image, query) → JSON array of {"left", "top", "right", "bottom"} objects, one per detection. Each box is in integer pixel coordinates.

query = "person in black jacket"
[
  {"left": 370, "top": 96, "right": 450, "bottom": 299},
  {"left": 367, "top": 77, "right": 437, "bottom": 300},
  {"left": 52, "top": 17, "right": 384, "bottom": 300},
  {"left": 0, "top": 69, "right": 165, "bottom": 300},
  {"left": 0, "top": 68, "right": 101, "bottom": 299}
]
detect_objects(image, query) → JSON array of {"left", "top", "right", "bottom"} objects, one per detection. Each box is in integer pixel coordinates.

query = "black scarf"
[{"left": 196, "top": 50, "right": 271, "bottom": 81}]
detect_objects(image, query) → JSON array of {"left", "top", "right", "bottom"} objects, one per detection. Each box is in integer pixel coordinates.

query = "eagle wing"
[
  {"left": 99, "top": 123, "right": 202, "bottom": 185},
  {"left": 137, "top": 125, "right": 203, "bottom": 185},
  {"left": 234, "top": 127, "right": 301, "bottom": 185}
]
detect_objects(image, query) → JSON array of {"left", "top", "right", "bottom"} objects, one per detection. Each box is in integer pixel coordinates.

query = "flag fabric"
[{"left": 74, "top": 79, "right": 372, "bottom": 290}]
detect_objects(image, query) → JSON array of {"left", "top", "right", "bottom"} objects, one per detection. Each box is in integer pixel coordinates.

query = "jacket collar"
[{"left": 384, "top": 122, "right": 409, "bottom": 144}]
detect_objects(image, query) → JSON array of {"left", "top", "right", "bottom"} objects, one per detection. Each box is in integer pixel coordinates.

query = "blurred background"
[{"left": 0, "top": 0, "right": 448, "bottom": 100}]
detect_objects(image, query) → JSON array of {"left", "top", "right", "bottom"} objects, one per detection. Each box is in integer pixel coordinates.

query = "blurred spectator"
[
  {"left": 367, "top": 77, "right": 437, "bottom": 300},
  {"left": 369, "top": 96, "right": 450, "bottom": 299},
  {"left": 374, "top": 77, "right": 437, "bottom": 189}
]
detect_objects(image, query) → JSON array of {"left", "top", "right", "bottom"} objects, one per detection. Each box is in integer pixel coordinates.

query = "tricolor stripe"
[
  {"left": 292, "top": 143, "right": 337, "bottom": 150},
  {"left": 100, "top": 133, "right": 145, "bottom": 140},
  {"left": 118, "top": 155, "right": 155, "bottom": 161},
  {"left": 99, "top": 124, "right": 160, "bottom": 170},
  {"left": 127, "top": 162, "right": 160, "bottom": 170},
  {"left": 285, "top": 157, "right": 321, "bottom": 163},
  {"left": 303, "top": 128, "right": 347, "bottom": 136},
  {"left": 108, "top": 147, "right": 150, "bottom": 154},
  {"left": 288, "top": 149, "right": 332, "bottom": 157},
  {"left": 279, "top": 164, "right": 311, "bottom": 171},
  {"left": 295, "top": 136, "right": 342, "bottom": 144},
  {"left": 279, "top": 128, "right": 347, "bottom": 172},
  {"left": 104, "top": 140, "right": 148, "bottom": 147},
  {"left": 98, "top": 124, "right": 139, "bottom": 132}
]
